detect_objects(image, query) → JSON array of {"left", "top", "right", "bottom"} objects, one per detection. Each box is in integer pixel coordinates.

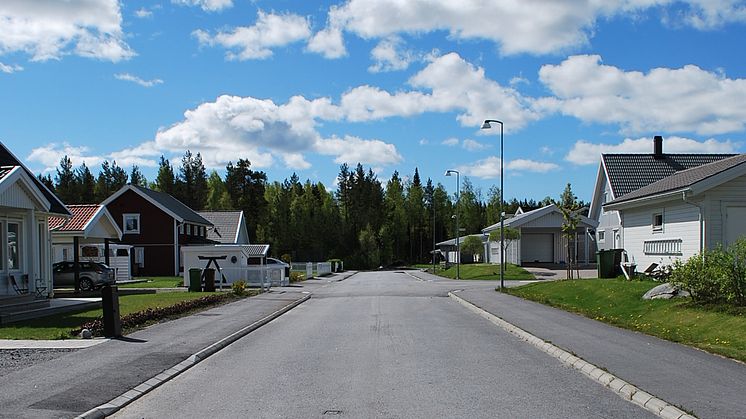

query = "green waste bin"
[
  {"left": 203, "top": 268, "right": 216, "bottom": 292},
  {"left": 188, "top": 268, "right": 202, "bottom": 292},
  {"left": 597, "top": 249, "right": 625, "bottom": 278}
]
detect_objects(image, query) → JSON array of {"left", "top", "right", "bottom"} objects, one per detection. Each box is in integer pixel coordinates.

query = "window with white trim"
[
  {"left": 124, "top": 214, "right": 140, "bottom": 234},
  {"left": 187, "top": 224, "right": 192, "bottom": 235},
  {"left": 652, "top": 212, "right": 663, "bottom": 232},
  {"left": 179, "top": 224, "right": 184, "bottom": 234},
  {"left": 597, "top": 230, "right": 605, "bottom": 242},
  {"left": 7, "top": 221, "right": 21, "bottom": 270}
]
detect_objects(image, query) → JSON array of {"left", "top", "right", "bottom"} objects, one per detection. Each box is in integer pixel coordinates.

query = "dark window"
[{"left": 116, "top": 248, "right": 129, "bottom": 257}]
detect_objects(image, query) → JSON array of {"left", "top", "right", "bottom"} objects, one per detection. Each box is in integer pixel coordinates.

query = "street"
[{"left": 114, "top": 272, "right": 651, "bottom": 418}]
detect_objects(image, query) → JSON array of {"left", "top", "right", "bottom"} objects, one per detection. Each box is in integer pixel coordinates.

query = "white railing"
[
  {"left": 316, "top": 262, "right": 332, "bottom": 276},
  {"left": 290, "top": 261, "right": 336, "bottom": 279},
  {"left": 183, "top": 265, "right": 287, "bottom": 289},
  {"left": 644, "top": 239, "right": 682, "bottom": 255}
]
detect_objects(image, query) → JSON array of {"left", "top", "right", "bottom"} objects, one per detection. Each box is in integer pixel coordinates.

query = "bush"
[
  {"left": 232, "top": 280, "right": 248, "bottom": 296},
  {"left": 670, "top": 239, "right": 746, "bottom": 306},
  {"left": 670, "top": 253, "right": 721, "bottom": 304},
  {"left": 290, "top": 272, "right": 305, "bottom": 283}
]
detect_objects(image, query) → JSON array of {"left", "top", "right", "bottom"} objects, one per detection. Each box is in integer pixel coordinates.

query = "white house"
[
  {"left": 604, "top": 153, "right": 746, "bottom": 269},
  {"left": 197, "top": 211, "right": 250, "bottom": 244},
  {"left": 0, "top": 142, "right": 70, "bottom": 297},
  {"left": 482, "top": 204, "right": 598, "bottom": 265},
  {"left": 588, "top": 136, "right": 734, "bottom": 251}
]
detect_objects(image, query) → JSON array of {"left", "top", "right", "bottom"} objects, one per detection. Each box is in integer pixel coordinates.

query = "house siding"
[
  {"left": 703, "top": 175, "right": 746, "bottom": 249},
  {"left": 597, "top": 179, "right": 622, "bottom": 250}
]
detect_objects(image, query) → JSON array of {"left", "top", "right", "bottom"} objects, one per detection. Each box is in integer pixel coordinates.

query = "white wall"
[
  {"left": 702, "top": 175, "right": 746, "bottom": 249},
  {"left": 595, "top": 177, "right": 622, "bottom": 250}
]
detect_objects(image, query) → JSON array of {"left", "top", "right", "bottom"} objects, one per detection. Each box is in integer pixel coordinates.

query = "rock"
[
  {"left": 642, "top": 282, "right": 688, "bottom": 300},
  {"left": 80, "top": 329, "right": 92, "bottom": 339}
]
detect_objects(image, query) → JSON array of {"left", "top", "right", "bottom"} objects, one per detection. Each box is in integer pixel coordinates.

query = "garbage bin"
[
  {"left": 188, "top": 268, "right": 202, "bottom": 292},
  {"left": 596, "top": 250, "right": 614, "bottom": 278},
  {"left": 101, "top": 285, "right": 122, "bottom": 337},
  {"left": 203, "top": 268, "right": 216, "bottom": 292},
  {"left": 611, "top": 249, "right": 625, "bottom": 275}
]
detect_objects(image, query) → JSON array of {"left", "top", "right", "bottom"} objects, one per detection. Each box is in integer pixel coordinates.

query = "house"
[
  {"left": 588, "top": 136, "right": 734, "bottom": 250},
  {"left": 604, "top": 153, "right": 746, "bottom": 269},
  {"left": 48, "top": 204, "right": 132, "bottom": 282},
  {"left": 181, "top": 244, "right": 286, "bottom": 287},
  {"left": 198, "top": 211, "right": 250, "bottom": 244},
  {"left": 435, "top": 234, "right": 487, "bottom": 263},
  {"left": 0, "top": 142, "right": 70, "bottom": 297},
  {"left": 482, "top": 204, "right": 598, "bottom": 265},
  {"left": 101, "top": 185, "right": 214, "bottom": 276}
]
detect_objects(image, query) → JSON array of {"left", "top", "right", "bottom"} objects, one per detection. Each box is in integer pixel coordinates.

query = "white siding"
[
  {"left": 521, "top": 212, "right": 564, "bottom": 228},
  {"left": 0, "top": 183, "right": 37, "bottom": 209},
  {"left": 702, "top": 175, "right": 746, "bottom": 249},
  {"left": 596, "top": 178, "right": 622, "bottom": 251},
  {"left": 488, "top": 240, "right": 519, "bottom": 265},
  {"left": 621, "top": 202, "right": 700, "bottom": 269}
]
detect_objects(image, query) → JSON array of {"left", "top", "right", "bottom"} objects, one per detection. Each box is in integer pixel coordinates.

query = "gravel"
[{"left": 0, "top": 348, "right": 79, "bottom": 378}]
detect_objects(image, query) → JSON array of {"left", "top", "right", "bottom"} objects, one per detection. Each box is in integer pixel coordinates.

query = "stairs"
[{"left": 0, "top": 294, "right": 52, "bottom": 325}]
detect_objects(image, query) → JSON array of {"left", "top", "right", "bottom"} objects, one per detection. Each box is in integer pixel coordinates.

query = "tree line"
[{"left": 40, "top": 151, "right": 587, "bottom": 269}]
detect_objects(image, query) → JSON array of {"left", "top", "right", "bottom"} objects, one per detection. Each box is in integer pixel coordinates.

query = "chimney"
[{"left": 653, "top": 135, "right": 663, "bottom": 159}]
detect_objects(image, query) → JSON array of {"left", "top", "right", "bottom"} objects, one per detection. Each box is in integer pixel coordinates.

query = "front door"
[{"left": 613, "top": 229, "right": 620, "bottom": 249}]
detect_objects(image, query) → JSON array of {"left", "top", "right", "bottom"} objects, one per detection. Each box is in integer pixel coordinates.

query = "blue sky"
[{"left": 2, "top": 1, "right": 746, "bottom": 202}]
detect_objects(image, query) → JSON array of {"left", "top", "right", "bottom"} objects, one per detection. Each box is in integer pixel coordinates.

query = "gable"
[{"left": 0, "top": 181, "right": 43, "bottom": 210}]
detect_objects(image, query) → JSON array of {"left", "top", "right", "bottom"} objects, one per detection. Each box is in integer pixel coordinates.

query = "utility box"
[{"left": 102, "top": 285, "right": 122, "bottom": 338}]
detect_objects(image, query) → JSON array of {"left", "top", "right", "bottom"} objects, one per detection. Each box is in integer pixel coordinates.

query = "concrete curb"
[
  {"left": 448, "top": 291, "right": 696, "bottom": 419},
  {"left": 76, "top": 293, "right": 311, "bottom": 419}
]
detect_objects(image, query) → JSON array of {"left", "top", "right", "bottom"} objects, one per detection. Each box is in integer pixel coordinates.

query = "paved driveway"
[{"left": 522, "top": 263, "right": 598, "bottom": 280}]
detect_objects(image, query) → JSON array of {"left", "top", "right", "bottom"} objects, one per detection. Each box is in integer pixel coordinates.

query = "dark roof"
[
  {"left": 198, "top": 211, "right": 243, "bottom": 244},
  {"left": 131, "top": 185, "right": 212, "bottom": 226},
  {"left": 603, "top": 154, "right": 735, "bottom": 198},
  {"left": 0, "top": 142, "right": 70, "bottom": 216},
  {"left": 244, "top": 244, "right": 269, "bottom": 257},
  {"left": 0, "top": 166, "right": 15, "bottom": 180},
  {"left": 609, "top": 154, "right": 746, "bottom": 205}
]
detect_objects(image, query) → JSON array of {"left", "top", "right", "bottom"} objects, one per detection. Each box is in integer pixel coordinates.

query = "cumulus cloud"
[
  {"left": 539, "top": 54, "right": 746, "bottom": 135},
  {"left": 0, "top": 0, "right": 134, "bottom": 62},
  {"left": 134, "top": 8, "right": 153, "bottom": 18},
  {"left": 27, "top": 143, "right": 105, "bottom": 172},
  {"left": 369, "top": 36, "right": 414, "bottom": 73},
  {"left": 565, "top": 136, "right": 740, "bottom": 165},
  {"left": 0, "top": 62, "right": 22, "bottom": 73},
  {"left": 441, "top": 138, "right": 459, "bottom": 146},
  {"left": 194, "top": 11, "right": 311, "bottom": 60},
  {"left": 115, "top": 73, "right": 163, "bottom": 88},
  {"left": 315, "top": 135, "right": 403, "bottom": 165},
  {"left": 172, "top": 0, "right": 232, "bottom": 12},
  {"left": 457, "top": 156, "right": 559, "bottom": 178},
  {"left": 462, "top": 139, "right": 489, "bottom": 151},
  {"left": 307, "top": 26, "right": 346, "bottom": 58}
]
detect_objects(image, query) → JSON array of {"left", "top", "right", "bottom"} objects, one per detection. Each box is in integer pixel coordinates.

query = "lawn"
[
  {"left": 506, "top": 279, "right": 746, "bottom": 363},
  {"left": 119, "top": 276, "right": 184, "bottom": 288},
  {"left": 437, "top": 263, "right": 535, "bottom": 280},
  {"left": 0, "top": 292, "right": 228, "bottom": 340}
]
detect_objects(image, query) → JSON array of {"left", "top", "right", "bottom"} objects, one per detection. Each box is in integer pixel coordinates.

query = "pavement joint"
[{"left": 449, "top": 291, "right": 695, "bottom": 419}]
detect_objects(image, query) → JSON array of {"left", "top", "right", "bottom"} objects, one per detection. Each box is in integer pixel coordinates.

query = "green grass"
[
  {"left": 506, "top": 278, "right": 746, "bottom": 362},
  {"left": 437, "top": 263, "right": 535, "bottom": 280},
  {"left": 0, "top": 292, "right": 225, "bottom": 340},
  {"left": 119, "top": 276, "right": 184, "bottom": 288}
]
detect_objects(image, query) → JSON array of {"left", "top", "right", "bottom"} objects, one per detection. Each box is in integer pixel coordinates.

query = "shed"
[{"left": 181, "top": 244, "right": 285, "bottom": 288}]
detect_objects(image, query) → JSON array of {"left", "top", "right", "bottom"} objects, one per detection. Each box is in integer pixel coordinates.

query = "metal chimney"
[{"left": 653, "top": 135, "right": 663, "bottom": 159}]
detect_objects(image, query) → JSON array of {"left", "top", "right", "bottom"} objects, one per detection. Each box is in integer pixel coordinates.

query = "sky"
[{"left": 1, "top": 0, "right": 746, "bottom": 202}]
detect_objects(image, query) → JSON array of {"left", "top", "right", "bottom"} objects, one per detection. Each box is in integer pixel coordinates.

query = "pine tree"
[
  {"left": 75, "top": 163, "right": 96, "bottom": 203},
  {"left": 130, "top": 165, "right": 147, "bottom": 187},
  {"left": 37, "top": 173, "right": 54, "bottom": 192},
  {"left": 55, "top": 155, "right": 77, "bottom": 203},
  {"left": 224, "top": 159, "right": 268, "bottom": 241},
  {"left": 154, "top": 155, "right": 175, "bottom": 195}
]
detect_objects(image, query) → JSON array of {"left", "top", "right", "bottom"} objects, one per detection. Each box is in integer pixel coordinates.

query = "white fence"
[
  {"left": 184, "top": 265, "right": 287, "bottom": 289},
  {"left": 290, "top": 262, "right": 335, "bottom": 279}
]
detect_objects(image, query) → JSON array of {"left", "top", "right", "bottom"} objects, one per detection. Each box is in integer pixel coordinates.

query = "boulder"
[{"left": 642, "top": 282, "right": 689, "bottom": 300}]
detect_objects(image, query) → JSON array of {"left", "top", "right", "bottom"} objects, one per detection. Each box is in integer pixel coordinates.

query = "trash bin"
[
  {"left": 188, "top": 268, "right": 202, "bottom": 292},
  {"left": 611, "top": 249, "right": 625, "bottom": 276},
  {"left": 101, "top": 285, "right": 122, "bottom": 337},
  {"left": 596, "top": 250, "right": 614, "bottom": 278},
  {"left": 203, "top": 268, "right": 216, "bottom": 292}
]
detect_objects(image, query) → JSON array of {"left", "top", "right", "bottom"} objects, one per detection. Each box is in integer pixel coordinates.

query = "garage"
[{"left": 522, "top": 233, "right": 553, "bottom": 263}]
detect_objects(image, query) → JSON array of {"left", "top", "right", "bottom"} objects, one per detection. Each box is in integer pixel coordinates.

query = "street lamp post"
[
  {"left": 445, "top": 169, "right": 460, "bottom": 280},
  {"left": 481, "top": 119, "right": 504, "bottom": 291}
]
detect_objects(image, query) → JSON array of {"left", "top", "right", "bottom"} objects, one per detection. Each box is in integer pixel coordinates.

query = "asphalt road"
[{"left": 115, "top": 271, "right": 652, "bottom": 419}]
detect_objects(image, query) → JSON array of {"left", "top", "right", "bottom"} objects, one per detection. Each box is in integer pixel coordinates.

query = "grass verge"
[
  {"left": 0, "top": 291, "right": 255, "bottom": 340},
  {"left": 437, "top": 263, "right": 535, "bottom": 280},
  {"left": 119, "top": 276, "right": 184, "bottom": 288},
  {"left": 506, "top": 278, "right": 746, "bottom": 362}
]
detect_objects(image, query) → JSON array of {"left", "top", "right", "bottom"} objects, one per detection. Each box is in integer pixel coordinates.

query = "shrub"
[
  {"left": 670, "top": 252, "right": 721, "bottom": 304},
  {"left": 232, "top": 280, "right": 248, "bottom": 296},
  {"left": 290, "top": 272, "right": 305, "bottom": 283}
]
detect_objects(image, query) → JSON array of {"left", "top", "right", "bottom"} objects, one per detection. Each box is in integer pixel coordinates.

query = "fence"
[
  {"left": 290, "top": 262, "right": 335, "bottom": 279},
  {"left": 183, "top": 265, "right": 287, "bottom": 289}
]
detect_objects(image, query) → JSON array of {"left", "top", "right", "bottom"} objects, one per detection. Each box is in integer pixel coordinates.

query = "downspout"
[{"left": 682, "top": 190, "right": 704, "bottom": 254}]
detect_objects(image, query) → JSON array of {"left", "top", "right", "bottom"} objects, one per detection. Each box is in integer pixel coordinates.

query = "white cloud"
[
  {"left": 0, "top": 0, "right": 134, "bottom": 62},
  {"left": 194, "top": 11, "right": 311, "bottom": 60},
  {"left": 679, "top": 0, "right": 746, "bottom": 29},
  {"left": 539, "top": 54, "right": 746, "bottom": 135},
  {"left": 457, "top": 156, "right": 559, "bottom": 178},
  {"left": 135, "top": 8, "right": 152, "bottom": 18},
  {"left": 27, "top": 143, "right": 105, "bottom": 172},
  {"left": 368, "top": 36, "right": 414, "bottom": 73},
  {"left": 462, "top": 139, "right": 489, "bottom": 151},
  {"left": 565, "top": 136, "right": 740, "bottom": 165},
  {"left": 115, "top": 73, "right": 164, "bottom": 88},
  {"left": 315, "top": 135, "right": 403, "bottom": 165},
  {"left": 441, "top": 138, "right": 459, "bottom": 146},
  {"left": 418, "top": 138, "right": 429, "bottom": 145},
  {"left": 307, "top": 26, "right": 346, "bottom": 58},
  {"left": 172, "top": 0, "right": 233, "bottom": 12},
  {"left": 282, "top": 153, "right": 312, "bottom": 170},
  {"left": 0, "top": 62, "right": 22, "bottom": 73}
]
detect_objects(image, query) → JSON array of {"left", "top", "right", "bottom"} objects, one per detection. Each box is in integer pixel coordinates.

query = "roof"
[
  {"left": 482, "top": 204, "right": 598, "bottom": 232},
  {"left": 242, "top": 244, "right": 269, "bottom": 257},
  {"left": 198, "top": 211, "right": 244, "bottom": 244},
  {"left": 49, "top": 204, "right": 100, "bottom": 231},
  {"left": 602, "top": 154, "right": 735, "bottom": 199},
  {"left": 0, "top": 166, "right": 15, "bottom": 180},
  {"left": 607, "top": 154, "right": 746, "bottom": 205},
  {"left": 0, "top": 142, "right": 70, "bottom": 216},
  {"left": 436, "top": 234, "right": 485, "bottom": 247},
  {"left": 102, "top": 185, "right": 212, "bottom": 226}
]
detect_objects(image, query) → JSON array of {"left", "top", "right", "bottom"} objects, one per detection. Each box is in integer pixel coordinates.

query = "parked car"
[
  {"left": 266, "top": 257, "right": 290, "bottom": 278},
  {"left": 52, "top": 261, "right": 116, "bottom": 291}
]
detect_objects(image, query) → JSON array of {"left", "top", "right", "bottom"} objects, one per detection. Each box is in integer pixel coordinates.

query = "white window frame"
[
  {"left": 6, "top": 220, "right": 22, "bottom": 272},
  {"left": 123, "top": 213, "right": 141, "bottom": 234},
  {"left": 179, "top": 224, "right": 184, "bottom": 234},
  {"left": 597, "top": 230, "right": 605, "bottom": 242},
  {"left": 652, "top": 212, "right": 664, "bottom": 233}
]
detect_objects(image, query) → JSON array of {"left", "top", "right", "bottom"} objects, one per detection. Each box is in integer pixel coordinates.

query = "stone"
[
  {"left": 80, "top": 329, "right": 92, "bottom": 339},
  {"left": 642, "top": 282, "right": 689, "bottom": 300}
]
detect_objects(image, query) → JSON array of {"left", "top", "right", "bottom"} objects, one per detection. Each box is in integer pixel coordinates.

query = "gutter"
[
  {"left": 681, "top": 190, "right": 705, "bottom": 254},
  {"left": 604, "top": 189, "right": 685, "bottom": 211}
]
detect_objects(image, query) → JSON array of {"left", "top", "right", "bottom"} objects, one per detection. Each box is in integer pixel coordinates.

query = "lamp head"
[
  {"left": 481, "top": 121, "right": 492, "bottom": 129},
  {"left": 445, "top": 169, "right": 456, "bottom": 176}
]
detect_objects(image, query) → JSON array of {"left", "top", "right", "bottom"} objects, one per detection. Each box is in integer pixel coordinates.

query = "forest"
[{"left": 39, "top": 151, "right": 587, "bottom": 269}]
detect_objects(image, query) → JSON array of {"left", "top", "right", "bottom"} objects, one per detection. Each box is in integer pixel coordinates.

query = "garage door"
[
  {"left": 725, "top": 207, "right": 746, "bottom": 246},
  {"left": 522, "top": 233, "right": 553, "bottom": 263}
]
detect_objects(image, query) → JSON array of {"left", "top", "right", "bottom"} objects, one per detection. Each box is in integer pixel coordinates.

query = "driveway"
[{"left": 522, "top": 263, "right": 598, "bottom": 280}]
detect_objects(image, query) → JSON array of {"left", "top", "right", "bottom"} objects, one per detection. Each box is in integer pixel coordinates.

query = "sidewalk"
[
  {"left": 0, "top": 279, "right": 333, "bottom": 419},
  {"left": 456, "top": 288, "right": 746, "bottom": 419}
]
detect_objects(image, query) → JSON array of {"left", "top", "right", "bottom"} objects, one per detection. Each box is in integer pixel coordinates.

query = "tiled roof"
[
  {"left": 131, "top": 185, "right": 212, "bottom": 226},
  {"left": 48, "top": 204, "right": 101, "bottom": 232},
  {"left": 198, "top": 211, "right": 243, "bottom": 244},
  {"left": 603, "top": 154, "right": 735, "bottom": 198},
  {"left": 608, "top": 154, "right": 746, "bottom": 205},
  {"left": 0, "top": 166, "right": 16, "bottom": 180},
  {"left": 243, "top": 244, "right": 269, "bottom": 257}
]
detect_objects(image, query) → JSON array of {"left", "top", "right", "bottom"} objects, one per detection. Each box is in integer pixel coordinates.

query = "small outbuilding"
[{"left": 181, "top": 244, "right": 286, "bottom": 288}]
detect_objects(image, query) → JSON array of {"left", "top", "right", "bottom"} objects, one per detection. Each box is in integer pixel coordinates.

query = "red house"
[{"left": 102, "top": 185, "right": 214, "bottom": 276}]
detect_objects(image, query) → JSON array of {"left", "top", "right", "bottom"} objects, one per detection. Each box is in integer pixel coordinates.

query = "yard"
[
  {"left": 506, "top": 278, "right": 746, "bottom": 362},
  {"left": 119, "top": 276, "right": 184, "bottom": 288},
  {"left": 0, "top": 291, "right": 242, "bottom": 340},
  {"left": 437, "top": 263, "right": 535, "bottom": 280}
]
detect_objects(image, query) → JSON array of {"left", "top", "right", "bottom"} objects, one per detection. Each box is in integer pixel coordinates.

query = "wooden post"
[
  {"left": 73, "top": 236, "right": 80, "bottom": 293},
  {"left": 104, "top": 238, "right": 110, "bottom": 266}
]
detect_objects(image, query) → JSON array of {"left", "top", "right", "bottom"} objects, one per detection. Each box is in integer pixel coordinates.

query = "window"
[
  {"left": 597, "top": 230, "right": 605, "bottom": 242},
  {"left": 187, "top": 224, "right": 192, "bottom": 235},
  {"left": 134, "top": 247, "right": 144, "bottom": 267},
  {"left": 653, "top": 213, "right": 664, "bottom": 232},
  {"left": 179, "top": 224, "right": 184, "bottom": 234},
  {"left": 7, "top": 222, "right": 20, "bottom": 270},
  {"left": 82, "top": 246, "right": 98, "bottom": 257},
  {"left": 116, "top": 248, "right": 129, "bottom": 257},
  {"left": 124, "top": 214, "right": 140, "bottom": 234}
]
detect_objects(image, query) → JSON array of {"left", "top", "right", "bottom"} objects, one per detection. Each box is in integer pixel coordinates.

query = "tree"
[
  {"left": 174, "top": 150, "right": 208, "bottom": 210},
  {"left": 75, "top": 163, "right": 96, "bottom": 203},
  {"left": 37, "top": 173, "right": 54, "bottom": 192},
  {"left": 489, "top": 227, "right": 521, "bottom": 265},
  {"left": 55, "top": 155, "right": 77, "bottom": 203},
  {"left": 486, "top": 186, "right": 502, "bottom": 226},
  {"left": 94, "top": 160, "right": 128, "bottom": 202},
  {"left": 206, "top": 170, "right": 230, "bottom": 210},
  {"left": 462, "top": 236, "right": 484, "bottom": 262},
  {"left": 558, "top": 183, "right": 581, "bottom": 279},
  {"left": 224, "top": 159, "right": 268, "bottom": 241},
  {"left": 130, "top": 165, "right": 147, "bottom": 187},
  {"left": 154, "top": 155, "right": 175, "bottom": 195}
]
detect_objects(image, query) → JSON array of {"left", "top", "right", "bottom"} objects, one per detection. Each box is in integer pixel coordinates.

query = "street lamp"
[
  {"left": 445, "top": 169, "right": 460, "bottom": 280},
  {"left": 481, "top": 119, "right": 505, "bottom": 291}
]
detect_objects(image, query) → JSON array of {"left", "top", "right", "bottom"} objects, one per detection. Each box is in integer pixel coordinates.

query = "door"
[
  {"left": 613, "top": 229, "right": 621, "bottom": 249},
  {"left": 725, "top": 206, "right": 746, "bottom": 246},
  {"left": 521, "top": 233, "right": 553, "bottom": 263}
]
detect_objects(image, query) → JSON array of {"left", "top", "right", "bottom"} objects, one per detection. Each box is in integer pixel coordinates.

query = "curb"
[
  {"left": 448, "top": 292, "right": 696, "bottom": 419},
  {"left": 76, "top": 293, "right": 311, "bottom": 419}
]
